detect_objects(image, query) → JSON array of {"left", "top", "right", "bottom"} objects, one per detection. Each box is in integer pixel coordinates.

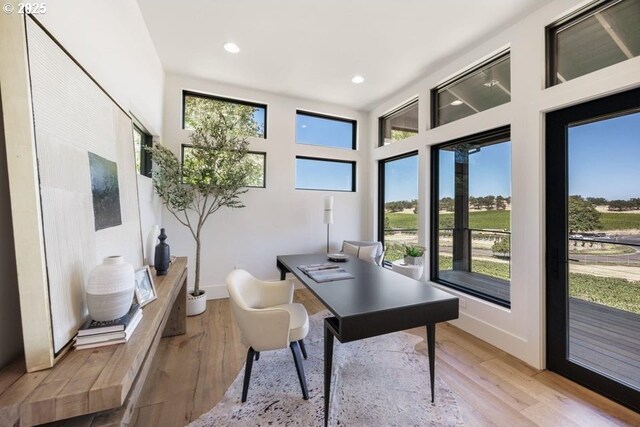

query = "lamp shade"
[{"left": 323, "top": 196, "right": 334, "bottom": 224}]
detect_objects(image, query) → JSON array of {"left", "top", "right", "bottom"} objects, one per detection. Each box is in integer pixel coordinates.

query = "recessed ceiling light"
[
  {"left": 450, "top": 100, "right": 463, "bottom": 106},
  {"left": 351, "top": 75, "right": 365, "bottom": 84},
  {"left": 224, "top": 42, "right": 240, "bottom": 53}
]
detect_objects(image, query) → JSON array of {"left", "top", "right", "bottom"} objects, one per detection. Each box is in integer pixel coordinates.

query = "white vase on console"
[{"left": 86, "top": 256, "right": 135, "bottom": 321}]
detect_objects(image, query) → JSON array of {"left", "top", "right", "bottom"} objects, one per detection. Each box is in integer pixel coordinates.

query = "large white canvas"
[{"left": 27, "top": 20, "right": 144, "bottom": 353}]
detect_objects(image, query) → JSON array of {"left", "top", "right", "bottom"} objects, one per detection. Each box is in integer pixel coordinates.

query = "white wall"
[
  {"left": 367, "top": 0, "right": 640, "bottom": 369},
  {"left": 0, "top": 1, "right": 164, "bottom": 367},
  {"left": 36, "top": 0, "right": 165, "bottom": 252},
  {"left": 162, "top": 73, "right": 369, "bottom": 297}
]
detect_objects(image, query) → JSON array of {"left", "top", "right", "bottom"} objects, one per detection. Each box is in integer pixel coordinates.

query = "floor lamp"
[{"left": 324, "top": 196, "right": 334, "bottom": 253}]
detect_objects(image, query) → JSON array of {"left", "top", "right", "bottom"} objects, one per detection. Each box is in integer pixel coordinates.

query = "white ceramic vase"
[
  {"left": 86, "top": 256, "right": 135, "bottom": 321},
  {"left": 146, "top": 225, "right": 161, "bottom": 266},
  {"left": 187, "top": 291, "right": 207, "bottom": 316}
]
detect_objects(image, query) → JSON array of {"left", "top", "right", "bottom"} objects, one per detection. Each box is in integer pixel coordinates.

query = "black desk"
[{"left": 276, "top": 254, "right": 459, "bottom": 425}]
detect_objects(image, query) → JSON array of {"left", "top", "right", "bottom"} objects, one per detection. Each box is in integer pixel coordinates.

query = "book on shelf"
[
  {"left": 77, "top": 303, "right": 140, "bottom": 336},
  {"left": 74, "top": 310, "right": 143, "bottom": 347},
  {"left": 74, "top": 338, "right": 127, "bottom": 350}
]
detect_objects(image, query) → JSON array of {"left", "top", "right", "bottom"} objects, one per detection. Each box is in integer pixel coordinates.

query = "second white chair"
[{"left": 226, "top": 269, "right": 310, "bottom": 402}]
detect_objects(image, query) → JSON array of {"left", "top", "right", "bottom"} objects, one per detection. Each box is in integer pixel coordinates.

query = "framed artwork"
[
  {"left": 2, "top": 16, "right": 144, "bottom": 371},
  {"left": 135, "top": 266, "right": 158, "bottom": 307}
]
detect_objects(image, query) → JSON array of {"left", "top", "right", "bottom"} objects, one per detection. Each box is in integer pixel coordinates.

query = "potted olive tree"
[{"left": 147, "top": 103, "right": 259, "bottom": 316}]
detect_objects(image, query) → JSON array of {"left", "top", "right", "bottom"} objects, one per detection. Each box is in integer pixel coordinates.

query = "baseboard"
[{"left": 197, "top": 284, "right": 228, "bottom": 300}]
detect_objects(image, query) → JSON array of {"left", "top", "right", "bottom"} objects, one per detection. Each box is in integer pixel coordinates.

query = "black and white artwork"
[{"left": 88, "top": 152, "right": 122, "bottom": 231}]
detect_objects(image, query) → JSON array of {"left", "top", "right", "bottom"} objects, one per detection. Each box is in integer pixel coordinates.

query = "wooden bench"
[{"left": 0, "top": 257, "right": 188, "bottom": 426}]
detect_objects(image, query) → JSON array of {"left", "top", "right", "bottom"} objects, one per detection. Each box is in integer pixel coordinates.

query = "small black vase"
[{"left": 154, "top": 228, "right": 170, "bottom": 276}]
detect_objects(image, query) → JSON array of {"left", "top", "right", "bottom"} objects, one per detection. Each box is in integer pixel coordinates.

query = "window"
[
  {"left": 432, "top": 52, "right": 510, "bottom": 127},
  {"left": 379, "top": 100, "right": 419, "bottom": 146},
  {"left": 182, "top": 91, "right": 267, "bottom": 138},
  {"left": 295, "top": 156, "right": 355, "bottom": 192},
  {"left": 133, "top": 125, "right": 152, "bottom": 177},
  {"left": 431, "top": 126, "right": 512, "bottom": 307},
  {"left": 547, "top": 0, "right": 640, "bottom": 86},
  {"left": 378, "top": 152, "right": 419, "bottom": 264},
  {"left": 181, "top": 145, "right": 266, "bottom": 188},
  {"left": 295, "top": 111, "right": 356, "bottom": 150}
]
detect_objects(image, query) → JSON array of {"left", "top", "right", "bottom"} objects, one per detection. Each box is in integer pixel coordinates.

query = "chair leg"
[
  {"left": 241, "top": 347, "right": 255, "bottom": 402},
  {"left": 255, "top": 351, "right": 260, "bottom": 361},
  {"left": 290, "top": 341, "right": 309, "bottom": 400},
  {"left": 298, "top": 339, "right": 308, "bottom": 360}
]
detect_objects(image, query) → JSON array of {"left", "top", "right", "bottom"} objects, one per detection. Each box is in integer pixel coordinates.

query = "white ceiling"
[{"left": 138, "top": 0, "right": 550, "bottom": 110}]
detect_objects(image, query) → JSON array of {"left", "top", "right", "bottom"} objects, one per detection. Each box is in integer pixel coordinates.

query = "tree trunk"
[{"left": 194, "top": 237, "right": 201, "bottom": 296}]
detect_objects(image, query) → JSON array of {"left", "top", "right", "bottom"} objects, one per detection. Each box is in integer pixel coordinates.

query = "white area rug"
[{"left": 190, "top": 310, "right": 464, "bottom": 426}]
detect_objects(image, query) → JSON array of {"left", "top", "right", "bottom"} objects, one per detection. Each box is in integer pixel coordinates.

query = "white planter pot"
[
  {"left": 187, "top": 291, "right": 207, "bottom": 316},
  {"left": 86, "top": 256, "right": 135, "bottom": 321},
  {"left": 404, "top": 255, "right": 424, "bottom": 266}
]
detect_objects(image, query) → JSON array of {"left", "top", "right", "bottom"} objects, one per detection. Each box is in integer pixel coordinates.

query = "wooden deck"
[
  {"left": 439, "top": 269, "right": 640, "bottom": 390},
  {"left": 569, "top": 298, "right": 640, "bottom": 389},
  {"left": 439, "top": 269, "right": 511, "bottom": 302}
]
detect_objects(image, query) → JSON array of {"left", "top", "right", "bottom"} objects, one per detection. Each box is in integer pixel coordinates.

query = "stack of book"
[
  {"left": 74, "top": 303, "right": 142, "bottom": 350},
  {"left": 298, "top": 263, "right": 355, "bottom": 283}
]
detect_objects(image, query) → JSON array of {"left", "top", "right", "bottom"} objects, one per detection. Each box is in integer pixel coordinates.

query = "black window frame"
[
  {"left": 377, "top": 150, "right": 419, "bottom": 266},
  {"left": 181, "top": 90, "right": 268, "bottom": 138},
  {"left": 378, "top": 99, "right": 419, "bottom": 147},
  {"left": 294, "top": 155, "right": 356, "bottom": 192},
  {"left": 431, "top": 51, "right": 510, "bottom": 129},
  {"left": 546, "top": 0, "right": 638, "bottom": 87},
  {"left": 295, "top": 110, "right": 357, "bottom": 150},
  {"left": 133, "top": 124, "right": 153, "bottom": 178},
  {"left": 546, "top": 86, "right": 640, "bottom": 413},
  {"left": 430, "top": 125, "right": 511, "bottom": 308},
  {"left": 181, "top": 144, "right": 267, "bottom": 188}
]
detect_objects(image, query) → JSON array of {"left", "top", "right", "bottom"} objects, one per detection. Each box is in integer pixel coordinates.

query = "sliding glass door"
[
  {"left": 546, "top": 87, "right": 640, "bottom": 412},
  {"left": 378, "top": 152, "right": 418, "bottom": 264}
]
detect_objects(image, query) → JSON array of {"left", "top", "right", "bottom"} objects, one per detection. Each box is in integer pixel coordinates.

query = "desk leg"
[
  {"left": 426, "top": 323, "right": 435, "bottom": 403},
  {"left": 324, "top": 319, "right": 335, "bottom": 427},
  {"left": 276, "top": 260, "right": 289, "bottom": 280}
]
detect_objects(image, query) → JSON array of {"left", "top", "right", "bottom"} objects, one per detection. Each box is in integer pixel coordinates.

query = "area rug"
[{"left": 190, "top": 310, "right": 464, "bottom": 426}]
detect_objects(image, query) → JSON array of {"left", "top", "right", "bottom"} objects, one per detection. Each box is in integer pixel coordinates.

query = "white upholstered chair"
[
  {"left": 226, "top": 269, "right": 310, "bottom": 402},
  {"left": 342, "top": 240, "right": 385, "bottom": 266}
]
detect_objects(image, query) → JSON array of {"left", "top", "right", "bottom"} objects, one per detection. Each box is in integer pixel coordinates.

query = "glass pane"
[
  {"left": 133, "top": 128, "right": 142, "bottom": 174},
  {"left": 436, "top": 135, "right": 511, "bottom": 304},
  {"left": 382, "top": 155, "right": 419, "bottom": 263},
  {"left": 182, "top": 147, "right": 265, "bottom": 188},
  {"left": 554, "top": 0, "right": 640, "bottom": 84},
  {"left": 567, "top": 110, "right": 640, "bottom": 390},
  {"left": 436, "top": 55, "right": 510, "bottom": 126},
  {"left": 183, "top": 94, "right": 266, "bottom": 138},
  {"left": 245, "top": 153, "right": 265, "bottom": 187},
  {"left": 295, "top": 158, "right": 354, "bottom": 191},
  {"left": 296, "top": 113, "right": 354, "bottom": 149},
  {"left": 380, "top": 101, "right": 419, "bottom": 146}
]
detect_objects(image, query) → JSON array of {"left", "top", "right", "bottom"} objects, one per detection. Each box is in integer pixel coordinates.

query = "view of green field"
[
  {"left": 386, "top": 210, "right": 640, "bottom": 231},
  {"left": 384, "top": 209, "right": 640, "bottom": 314}
]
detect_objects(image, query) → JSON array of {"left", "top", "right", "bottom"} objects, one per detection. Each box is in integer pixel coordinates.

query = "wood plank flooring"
[{"left": 132, "top": 289, "right": 640, "bottom": 426}]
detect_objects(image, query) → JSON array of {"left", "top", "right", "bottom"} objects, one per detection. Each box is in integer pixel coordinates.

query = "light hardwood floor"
[{"left": 132, "top": 290, "right": 640, "bottom": 426}]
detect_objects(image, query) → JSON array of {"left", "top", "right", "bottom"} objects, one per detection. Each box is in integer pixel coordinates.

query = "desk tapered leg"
[
  {"left": 324, "top": 320, "right": 335, "bottom": 427},
  {"left": 426, "top": 323, "right": 435, "bottom": 403}
]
